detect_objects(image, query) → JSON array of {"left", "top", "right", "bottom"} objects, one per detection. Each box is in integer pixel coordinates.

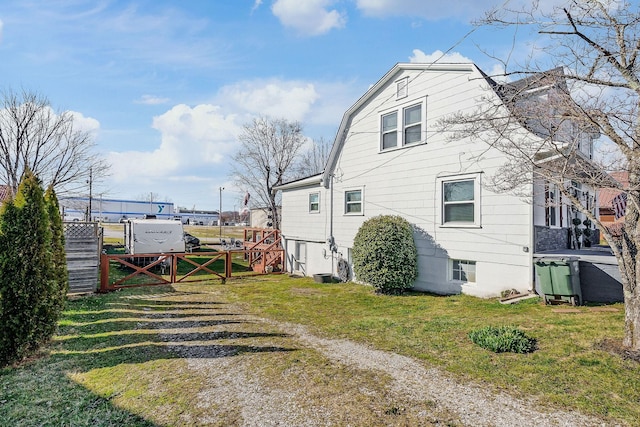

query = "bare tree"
[
  {"left": 440, "top": 1, "right": 640, "bottom": 350},
  {"left": 0, "top": 89, "right": 107, "bottom": 197},
  {"left": 231, "top": 117, "right": 306, "bottom": 230},
  {"left": 292, "top": 137, "right": 332, "bottom": 179}
]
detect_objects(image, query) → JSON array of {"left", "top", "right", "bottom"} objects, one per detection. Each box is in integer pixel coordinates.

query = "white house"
[{"left": 277, "top": 63, "right": 599, "bottom": 298}]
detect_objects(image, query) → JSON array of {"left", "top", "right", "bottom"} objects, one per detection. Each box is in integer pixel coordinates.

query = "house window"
[
  {"left": 294, "top": 241, "right": 306, "bottom": 272},
  {"left": 443, "top": 179, "right": 476, "bottom": 224},
  {"left": 345, "top": 189, "right": 363, "bottom": 214},
  {"left": 381, "top": 112, "right": 398, "bottom": 150},
  {"left": 309, "top": 192, "right": 320, "bottom": 213},
  {"left": 451, "top": 259, "right": 476, "bottom": 283},
  {"left": 396, "top": 77, "right": 408, "bottom": 99},
  {"left": 404, "top": 104, "right": 422, "bottom": 144},
  {"left": 545, "top": 184, "right": 558, "bottom": 227},
  {"left": 380, "top": 100, "right": 425, "bottom": 151}
]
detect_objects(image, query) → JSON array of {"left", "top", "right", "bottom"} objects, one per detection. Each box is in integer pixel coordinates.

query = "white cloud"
[
  {"left": 251, "top": 0, "right": 263, "bottom": 13},
  {"left": 218, "top": 79, "right": 319, "bottom": 122},
  {"left": 135, "top": 94, "right": 170, "bottom": 105},
  {"left": 69, "top": 111, "right": 100, "bottom": 135},
  {"left": 0, "top": 19, "right": 4, "bottom": 44},
  {"left": 107, "top": 104, "right": 241, "bottom": 182},
  {"left": 272, "top": 0, "right": 346, "bottom": 36},
  {"left": 409, "top": 49, "right": 473, "bottom": 63}
]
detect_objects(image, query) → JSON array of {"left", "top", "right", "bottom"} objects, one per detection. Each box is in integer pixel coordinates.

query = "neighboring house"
[
  {"left": 277, "top": 62, "right": 599, "bottom": 298},
  {"left": 598, "top": 171, "right": 628, "bottom": 225},
  {"left": 249, "top": 207, "right": 281, "bottom": 229}
]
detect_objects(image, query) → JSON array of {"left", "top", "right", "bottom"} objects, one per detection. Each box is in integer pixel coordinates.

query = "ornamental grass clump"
[
  {"left": 352, "top": 215, "right": 417, "bottom": 295},
  {"left": 469, "top": 325, "right": 537, "bottom": 354}
]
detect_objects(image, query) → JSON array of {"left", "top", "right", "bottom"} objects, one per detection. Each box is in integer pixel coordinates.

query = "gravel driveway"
[{"left": 143, "top": 290, "right": 615, "bottom": 427}]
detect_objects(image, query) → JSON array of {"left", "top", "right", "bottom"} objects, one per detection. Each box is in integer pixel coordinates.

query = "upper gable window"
[
  {"left": 380, "top": 100, "right": 425, "bottom": 151},
  {"left": 382, "top": 112, "right": 398, "bottom": 149},
  {"left": 396, "top": 77, "right": 408, "bottom": 99},
  {"left": 404, "top": 104, "right": 422, "bottom": 145}
]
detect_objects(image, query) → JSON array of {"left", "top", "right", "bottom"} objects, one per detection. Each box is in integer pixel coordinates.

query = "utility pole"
[
  {"left": 88, "top": 167, "right": 93, "bottom": 222},
  {"left": 219, "top": 186, "right": 224, "bottom": 238}
]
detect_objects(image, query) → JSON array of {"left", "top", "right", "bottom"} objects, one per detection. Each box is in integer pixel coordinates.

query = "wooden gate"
[
  {"left": 98, "top": 248, "right": 284, "bottom": 292},
  {"left": 64, "top": 222, "right": 101, "bottom": 294}
]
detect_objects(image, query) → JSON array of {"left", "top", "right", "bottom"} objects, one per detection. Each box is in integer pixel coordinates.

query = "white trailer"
[{"left": 124, "top": 219, "right": 186, "bottom": 255}]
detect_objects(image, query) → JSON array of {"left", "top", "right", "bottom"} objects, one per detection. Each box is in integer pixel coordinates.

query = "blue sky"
[{"left": 0, "top": 0, "right": 551, "bottom": 211}]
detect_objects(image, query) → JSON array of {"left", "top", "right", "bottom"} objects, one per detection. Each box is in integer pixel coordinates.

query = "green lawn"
[{"left": 1, "top": 276, "right": 637, "bottom": 426}]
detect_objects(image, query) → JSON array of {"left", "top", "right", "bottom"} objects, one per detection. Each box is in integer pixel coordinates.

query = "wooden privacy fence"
[{"left": 99, "top": 248, "right": 285, "bottom": 293}]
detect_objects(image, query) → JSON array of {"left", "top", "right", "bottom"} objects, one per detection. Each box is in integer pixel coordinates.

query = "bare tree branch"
[
  {"left": 446, "top": 0, "right": 640, "bottom": 350},
  {"left": 231, "top": 117, "right": 306, "bottom": 230},
  {"left": 0, "top": 89, "right": 108, "bottom": 198}
]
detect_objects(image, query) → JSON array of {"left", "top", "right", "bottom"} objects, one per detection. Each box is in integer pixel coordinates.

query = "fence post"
[
  {"left": 171, "top": 254, "right": 177, "bottom": 283},
  {"left": 99, "top": 253, "right": 110, "bottom": 293},
  {"left": 225, "top": 251, "right": 232, "bottom": 278}
]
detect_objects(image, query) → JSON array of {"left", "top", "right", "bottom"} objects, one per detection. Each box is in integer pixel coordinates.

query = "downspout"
[
  {"left": 328, "top": 173, "right": 337, "bottom": 275},
  {"left": 529, "top": 176, "right": 536, "bottom": 294}
]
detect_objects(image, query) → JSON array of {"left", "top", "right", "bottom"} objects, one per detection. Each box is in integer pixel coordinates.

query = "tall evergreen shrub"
[
  {"left": 0, "top": 170, "right": 54, "bottom": 366},
  {"left": 352, "top": 215, "right": 418, "bottom": 294},
  {"left": 45, "top": 187, "right": 68, "bottom": 311}
]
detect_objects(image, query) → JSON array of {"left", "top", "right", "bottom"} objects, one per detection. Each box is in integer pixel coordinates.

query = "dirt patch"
[
  {"left": 596, "top": 338, "right": 640, "bottom": 363},
  {"left": 289, "top": 287, "right": 325, "bottom": 296}
]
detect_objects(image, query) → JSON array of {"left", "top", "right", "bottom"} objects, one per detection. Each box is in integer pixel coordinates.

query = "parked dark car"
[{"left": 184, "top": 232, "right": 200, "bottom": 249}]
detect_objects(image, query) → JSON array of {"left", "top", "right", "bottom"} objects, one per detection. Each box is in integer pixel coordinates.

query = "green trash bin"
[{"left": 534, "top": 256, "right": 582, "bottom": 306}]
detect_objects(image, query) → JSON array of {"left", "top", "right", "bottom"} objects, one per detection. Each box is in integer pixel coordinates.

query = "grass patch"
[
  {"left": 1, "top": 276, "right": 638, "bottom": 425},
  {"left": 219, "top": 277, "right": 638, "bottom": 424}
]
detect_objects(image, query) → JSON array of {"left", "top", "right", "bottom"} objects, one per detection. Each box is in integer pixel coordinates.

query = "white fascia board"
[{"left": 275, "top": 174, "right": 323, "bottom": 191}]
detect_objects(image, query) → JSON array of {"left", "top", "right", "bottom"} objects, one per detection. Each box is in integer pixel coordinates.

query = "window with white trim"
[
  {"left": 403, "top": 104, "right": 422, "bottom": 145},
  {"left": 309, "top": 192, "right": 320, "bottom": 213},
  {"left": 442, "top": 178, "right": 478, "bottom": 225},
  {"left": 379, "top": 100, "right": 425, "bottom": 151},
  {"left": 450, "top": 259, "right": 476, "bottom": 283},
  {"left": 345, "top": 189, "right": 363, "bottom": 215},
  {"left": 381, "top": 112, "right": 398, "bottom": 150}
]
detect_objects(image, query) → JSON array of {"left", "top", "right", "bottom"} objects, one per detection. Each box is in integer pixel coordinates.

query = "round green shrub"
[
  {"left": 352, "top": 215, "right": 417, "bottom": 294},
  {"left": 469, "top": 325, "right": 537, "bottom": 354}
]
